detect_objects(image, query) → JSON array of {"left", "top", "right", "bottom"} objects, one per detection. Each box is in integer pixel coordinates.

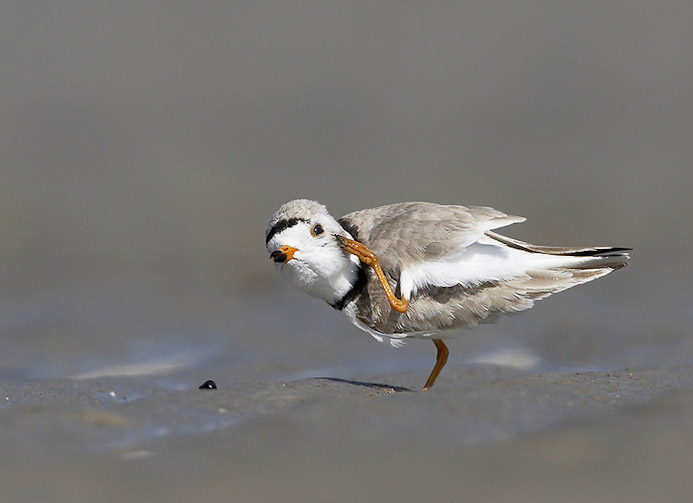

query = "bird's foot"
[{"left": 336, "top": 235, "right": 409, "bottom": 313}]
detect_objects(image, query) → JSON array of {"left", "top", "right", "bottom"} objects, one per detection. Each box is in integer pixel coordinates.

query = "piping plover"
[{"left": 266, "top": 199, "right": 630, "bottom": 389}]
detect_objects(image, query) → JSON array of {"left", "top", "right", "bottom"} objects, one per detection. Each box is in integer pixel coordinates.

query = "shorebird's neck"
[{"left": 326, "top": 255, "right": 365, "bottom": 309}]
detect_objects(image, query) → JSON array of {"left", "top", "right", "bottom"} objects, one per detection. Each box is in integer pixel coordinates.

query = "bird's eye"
[{"left": 311, "top": 223, "right": 324, "bottom": 237}]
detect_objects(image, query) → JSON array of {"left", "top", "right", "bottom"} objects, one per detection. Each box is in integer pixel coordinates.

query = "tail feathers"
[
  {"left": 485, "top": 231, "right": 630, "bottom": 270},
  {"left": 514, "top": 266, "right": 618, "bottom": 302}
]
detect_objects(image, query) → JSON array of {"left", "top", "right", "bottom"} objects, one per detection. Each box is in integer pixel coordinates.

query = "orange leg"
[
  {"left": 336, "top": 236, "right": 409, "bottom": 313},
  {"left": 422, "top": 339, "right": 449, "bottom": 390}
]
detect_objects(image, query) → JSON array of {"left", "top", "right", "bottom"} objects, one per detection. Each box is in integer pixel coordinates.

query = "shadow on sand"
[{"left": 314, "top": 377, "right": 413, "bottom": 393}]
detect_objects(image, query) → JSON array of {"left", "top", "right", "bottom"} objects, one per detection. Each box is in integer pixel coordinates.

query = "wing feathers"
[
  {"left": 341, "top": 202, "right": 525, "bottom": 269},
  {"left": 338, "top": 203, "right": 630, "bottom": 338}
]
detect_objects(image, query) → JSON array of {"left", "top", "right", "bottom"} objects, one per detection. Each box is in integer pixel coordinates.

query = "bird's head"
[{"left": 265, "top": 199, "right": 360, "bottom": 303}]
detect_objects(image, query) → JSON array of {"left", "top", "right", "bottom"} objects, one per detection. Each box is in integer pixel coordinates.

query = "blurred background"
[{"left": 1, "top": 1, "right": 691, "bottom": 382}]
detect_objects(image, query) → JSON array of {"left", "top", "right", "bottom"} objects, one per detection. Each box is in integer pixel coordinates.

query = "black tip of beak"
[{"left": 270, "top": 250, "right": 287, "bottom": 263}]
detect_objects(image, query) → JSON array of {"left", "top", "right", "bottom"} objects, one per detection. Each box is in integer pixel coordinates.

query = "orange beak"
[{"left": 270, "top": 245, "right": 298, "bottom": 263}]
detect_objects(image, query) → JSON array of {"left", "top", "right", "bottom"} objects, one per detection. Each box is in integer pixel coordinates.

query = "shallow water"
[
  {"left": 2, "top": 264, "right": 692, "bottom": 503},
  {"left": 1, "top": 263, "right": 691, "bottom": 447},
  {"left": 3, "top": 261, "right": 690, "bottom": 385}
]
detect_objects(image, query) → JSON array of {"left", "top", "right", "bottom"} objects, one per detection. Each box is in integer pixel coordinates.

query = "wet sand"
[
  {"left": 1, "top": 275, "right": 692, "bottom": 502},
  {"left": 2, "top": 364, "right": 693, "bottom": 503}
]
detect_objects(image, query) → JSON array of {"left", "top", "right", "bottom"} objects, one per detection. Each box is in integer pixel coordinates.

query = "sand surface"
[
  {"left": 1, "top": 276, "right": 692, "bottom": 503},
  {"left": 2, "top": 363, "right": 693, "bottom": 503}
]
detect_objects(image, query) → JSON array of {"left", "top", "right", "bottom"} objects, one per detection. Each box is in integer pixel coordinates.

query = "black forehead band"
[{"left": 265, "top": 217, "right": 308, "bottom": 245}]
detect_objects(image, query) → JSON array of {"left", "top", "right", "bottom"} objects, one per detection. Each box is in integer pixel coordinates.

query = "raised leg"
[
  {"left": 422, "top": 339, "right": 449, "bottom": 390},
  {"left": 336, "top": 236, "right": 409, "bottom": 313}
]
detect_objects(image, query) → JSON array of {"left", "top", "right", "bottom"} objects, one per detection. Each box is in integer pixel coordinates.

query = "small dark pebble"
[{"left": 199, "top": 380, "right": 217, "bottom": 390}]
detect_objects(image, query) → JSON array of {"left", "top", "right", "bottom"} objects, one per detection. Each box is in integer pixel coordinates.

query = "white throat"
[
  {"left": 325, "top": 254, "right": 363, "bottom": 305},
  {"left": 280, "top": 252, "right": 362, "bottom": 306}
]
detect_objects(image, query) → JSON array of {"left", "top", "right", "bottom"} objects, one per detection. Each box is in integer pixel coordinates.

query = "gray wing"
[
  {"left": 339, "top": 202, "right": 528, "bottom": 335},
  {"left": 339, "top": 202, "right": 524, "bottom": 275}
]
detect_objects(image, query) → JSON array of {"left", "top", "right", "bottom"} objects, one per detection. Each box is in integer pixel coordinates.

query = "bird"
[{"left": 265, "top": 199, "right": 630, "bottom": 390}]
